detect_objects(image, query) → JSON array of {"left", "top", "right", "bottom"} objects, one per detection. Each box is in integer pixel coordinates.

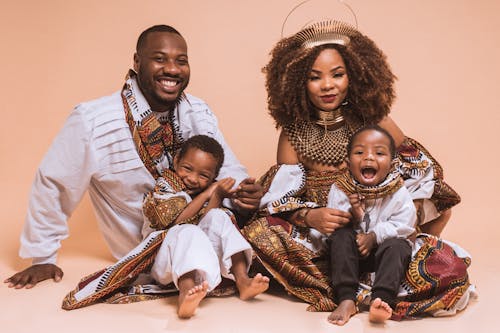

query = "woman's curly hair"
[{"left": 263, "top": 22, "right": 396, "bottom": 128}]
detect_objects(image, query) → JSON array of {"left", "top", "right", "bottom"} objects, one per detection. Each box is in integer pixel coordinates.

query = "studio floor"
[{"left": 0, "top": 222, "right": 495, "bottom": 333}]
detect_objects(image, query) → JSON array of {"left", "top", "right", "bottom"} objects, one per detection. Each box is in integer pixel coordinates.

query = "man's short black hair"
[
  {"left": 177, "top": 135, "right": 225, "bottom": 176},
  {"left": 136, "top": 25, "right": 182, "bottom": 53}
]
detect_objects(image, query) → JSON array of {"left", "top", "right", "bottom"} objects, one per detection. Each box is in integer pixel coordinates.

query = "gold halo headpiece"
[{"left": 294, "top": 20, "right": 358, "bottom": 49}]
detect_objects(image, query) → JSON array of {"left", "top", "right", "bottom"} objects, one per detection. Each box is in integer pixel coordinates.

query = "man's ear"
[{"left": 133, "top": 53, "right": 140, "bottom": 73}]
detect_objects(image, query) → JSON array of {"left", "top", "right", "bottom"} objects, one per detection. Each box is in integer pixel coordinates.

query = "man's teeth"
[{"left": 160, "top": 80, "right": 177, "bottom": 87}]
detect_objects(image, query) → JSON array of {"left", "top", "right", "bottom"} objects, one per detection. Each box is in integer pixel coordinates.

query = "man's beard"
[
  {"left": 139, "top": 76, "right": 190, "bottom": 112},
  {"left": 150, "top": 86, "right": 186, "bottom": 111}
]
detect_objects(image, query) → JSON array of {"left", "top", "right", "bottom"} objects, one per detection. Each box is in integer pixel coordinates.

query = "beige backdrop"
[{"left": 1, "top": 1, "right": 499, "bottom": 332}]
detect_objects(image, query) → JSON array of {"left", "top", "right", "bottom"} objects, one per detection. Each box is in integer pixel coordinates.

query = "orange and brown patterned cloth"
[{"left": 242, "top": 140, "right": 471, "bottom": 317}]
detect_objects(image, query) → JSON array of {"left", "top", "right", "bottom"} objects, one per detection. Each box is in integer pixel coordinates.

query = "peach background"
[{"left": 1, "top": 0, "right": 499, "bottom": 332}]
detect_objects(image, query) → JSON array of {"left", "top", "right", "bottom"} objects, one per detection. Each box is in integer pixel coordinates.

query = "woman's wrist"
[{"left": 295, "top": 207, "right": 311, "bottom": 227}]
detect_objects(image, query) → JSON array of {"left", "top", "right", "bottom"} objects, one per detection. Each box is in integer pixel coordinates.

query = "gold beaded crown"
[{"left": 293, "top": 20, "right": 358, "bottom": 48}]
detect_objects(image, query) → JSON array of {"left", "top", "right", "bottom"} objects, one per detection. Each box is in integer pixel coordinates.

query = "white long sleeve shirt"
[
  {"left": 20, "top": 90, "right": 248, "bottom": 265},
  {"left": 327, "top": 184, "right": 416, "bottom": 244}
]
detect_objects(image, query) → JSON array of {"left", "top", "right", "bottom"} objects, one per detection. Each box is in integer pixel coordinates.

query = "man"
[{"left": 5, "top": 25, "right": 263, "bottom": 290}]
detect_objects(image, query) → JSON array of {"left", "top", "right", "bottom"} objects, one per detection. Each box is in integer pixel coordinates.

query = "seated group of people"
[{"left": 5, "top": 22, "right": 474, "bottom": 326}]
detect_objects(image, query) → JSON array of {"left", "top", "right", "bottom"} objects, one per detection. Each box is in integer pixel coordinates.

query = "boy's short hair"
[
  {"left": 177, "top": 135, "right": 225, "bottom": 175},
  {"left": 347, "top": 125, "right": 397, "bottom": 158}
]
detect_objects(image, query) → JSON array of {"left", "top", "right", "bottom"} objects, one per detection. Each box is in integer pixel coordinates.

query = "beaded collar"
[
  {"left": 284, "top": 118, "right": 362, "bottom": 166},
  {"left": 334, "top": 163, "right": 403, "bottom": 200}
]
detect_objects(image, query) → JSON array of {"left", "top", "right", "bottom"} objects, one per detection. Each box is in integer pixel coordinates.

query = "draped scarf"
[
  {"left": 334, "top": 161, "right": 404, "bottom": 200},
  {"left": 121, "top": 70, "right": 183, "bottom": 179}
]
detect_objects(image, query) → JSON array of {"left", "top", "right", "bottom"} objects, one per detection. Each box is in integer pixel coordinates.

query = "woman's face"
[{"left": 306, "top": 48, "right": 349, "bottom": 112}]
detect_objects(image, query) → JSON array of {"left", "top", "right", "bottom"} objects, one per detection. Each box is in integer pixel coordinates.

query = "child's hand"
[
  {"left": 356, "top": 232, "right": 376, "bottom": 257},
  {"left": 348, "top": 193, "right": 365, "bottom": 223},
  {"left": 203, "top": 182, "right": 220, "bottom": 200},
  {"left": 213, "top": 177, "right": 236, "bottom": 199}
]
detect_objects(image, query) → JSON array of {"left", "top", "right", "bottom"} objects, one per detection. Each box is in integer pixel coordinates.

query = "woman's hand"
[{"left": 304, "top": 207, "right": 351, "bottom": 234}]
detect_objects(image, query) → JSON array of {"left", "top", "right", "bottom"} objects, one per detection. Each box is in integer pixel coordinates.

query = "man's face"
[{"left": 134, "top": 31, "right": 190, "bottom": 112}]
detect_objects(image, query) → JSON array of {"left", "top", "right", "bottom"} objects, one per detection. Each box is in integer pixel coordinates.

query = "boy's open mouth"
[{"left": 361, "top": 167, "right": 377, "bottom": 179}]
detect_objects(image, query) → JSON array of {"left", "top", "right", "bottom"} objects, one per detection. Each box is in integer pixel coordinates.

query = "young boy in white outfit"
[
  {"left": 326, "top": 125, "right": 416, "bottom": 325},
  {"left": 142, "top": 134, "right": 269, "bottom": 318}
]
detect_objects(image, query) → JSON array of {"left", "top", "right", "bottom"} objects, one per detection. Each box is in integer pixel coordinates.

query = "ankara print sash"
[
  {"left": 334, "top": 162, "right": 404, "bottom": 200},
  {"left": 122, "top": 71, "right": 183, "bottom": 179},
  {"left": 62, "top": 230, "right": 168, "bottom": 310},
  {"left": 398, "top": 137, "right": 461, "bottom": 212}
]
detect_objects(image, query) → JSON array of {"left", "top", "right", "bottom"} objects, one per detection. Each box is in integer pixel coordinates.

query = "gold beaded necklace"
[{"left": 315, "top": 109, "right": 344, "bottom": 127}]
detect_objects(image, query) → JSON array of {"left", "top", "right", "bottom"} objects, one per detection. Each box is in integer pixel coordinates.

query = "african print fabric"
[
  {"left": 243, "top": 165, "right": 474, "bottom": 317},
  {"left": 62, "top": 207, "right": 239, "bottom": 310},
  {"left": 393, "top": 234, "right": 473, "bottom": 319},
  {"left": 62, "top": 230, "right": 168, "bottom": 310},
  {"left": 334, "top": 164, "right": 403, "bottom": 200},
  {"left": 398, "top": 137, "right": 461, "bottom": 212},
  {"left": 122, "top": 71, "right": 183, "bottom": 179},
  {"left": 62, "top": 156, "right": 237, "bottom": 310}
]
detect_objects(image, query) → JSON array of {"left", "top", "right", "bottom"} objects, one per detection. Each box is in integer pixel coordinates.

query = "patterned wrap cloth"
[
  {"left": 242, "top": 139, "right": 472, "bottom": 317},
  {"left": 62, "top": 169, "right": 238, "bottom": 310}
]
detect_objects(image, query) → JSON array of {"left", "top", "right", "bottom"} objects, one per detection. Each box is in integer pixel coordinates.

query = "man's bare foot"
[
  {"left": 369, "top": 298, "right": 392, "bottom": 323},
  {"left": 236, "top": 273, "right": 270, "bottom": 300},
  {"left": 177, "top": 281, "right": 208, "bottom": 319},
  {"left": 328, "top": 300, "right": 357, "bottom": 326}
]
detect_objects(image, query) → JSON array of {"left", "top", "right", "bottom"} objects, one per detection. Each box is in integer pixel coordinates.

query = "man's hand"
[
  {"left": 4, "top": 264, "right": 63, "bottom": 289},
  {"left": 232, "top": 177, "right": 264, "bottom": 213}
]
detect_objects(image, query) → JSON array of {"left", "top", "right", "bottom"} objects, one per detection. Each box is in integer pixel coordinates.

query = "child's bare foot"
[
  {"left": 236, "top": 273, "right": 270, "bottom": 300},
  {"left": 177, "top": 281, "right": 208, "bottom": 319},
  {"left": 328, "top": 300, "right": 357, "bottom": 326},
  {"left": 368, "top": 297, "right": 392, "bottom": 323}
]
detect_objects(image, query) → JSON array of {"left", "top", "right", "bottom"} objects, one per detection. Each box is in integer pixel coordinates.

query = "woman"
[{"left": 242, "top": 20, "right": 472, "bottom": 318}]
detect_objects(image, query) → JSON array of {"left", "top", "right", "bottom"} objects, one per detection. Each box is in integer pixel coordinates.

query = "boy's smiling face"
[
  {"left": 174, "top": 147, "right": 217, "bottom": 196},
  {"left": 347, "top": 129, "right": 393, "bottom": 186}
]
